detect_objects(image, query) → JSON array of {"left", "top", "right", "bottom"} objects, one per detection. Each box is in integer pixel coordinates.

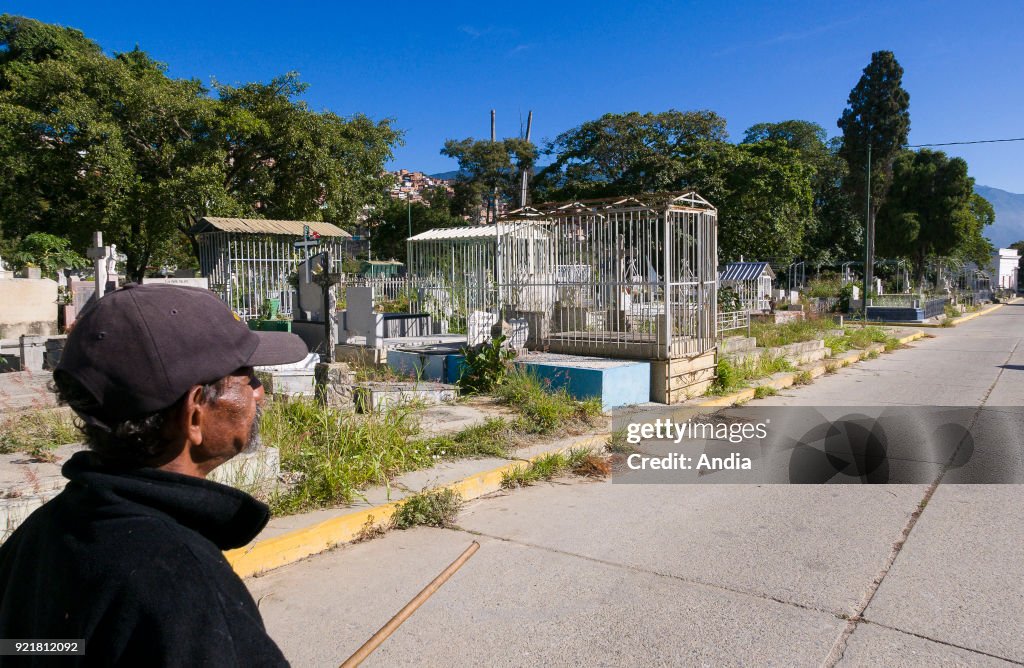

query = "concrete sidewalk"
[{"left": 247, "top": 303, "right": 1024, "bottom": 666}]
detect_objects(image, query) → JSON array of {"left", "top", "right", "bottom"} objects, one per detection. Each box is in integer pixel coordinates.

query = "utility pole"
[
  {"left": 407, "top": 198, "right": 412, "bottom": 239},
  {"left": 489, "top": 109, "right": 497, "bottom": 225},
  {"left": 863, "top": 143, "right": 872, "bottom": 322},
  {"left": 520, "top": 110, "right": 533, "bottom": 208}
]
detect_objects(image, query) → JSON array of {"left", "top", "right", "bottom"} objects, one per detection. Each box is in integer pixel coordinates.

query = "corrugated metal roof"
[
  {"left": 719, "top": 262, "right": 775, "bottom": 282},
  {"left": 192, "top": 217, "right": 351, "bottom": 237},
  {"left": 408, "top": 223, "right": 546, "bottom": 242}
]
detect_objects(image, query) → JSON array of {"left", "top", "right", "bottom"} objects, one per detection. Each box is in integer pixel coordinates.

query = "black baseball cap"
[{"left": 56, "top": 283, "right": 308, "bottom": 423}]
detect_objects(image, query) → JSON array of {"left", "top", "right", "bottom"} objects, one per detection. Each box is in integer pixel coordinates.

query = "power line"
[{"left": 906, "top": 137, "right": 1024, "bottom": 148}]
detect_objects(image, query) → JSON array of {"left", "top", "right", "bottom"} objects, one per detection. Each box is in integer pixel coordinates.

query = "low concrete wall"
[{"left": 0, "top": 279, "right": 58, "bottom": 339}]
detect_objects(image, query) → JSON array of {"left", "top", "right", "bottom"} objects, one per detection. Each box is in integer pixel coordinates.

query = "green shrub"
[
  {"left": 753, "top": 385, "right": 778, "bottom": 399},
  {"left": 458, "top": 335, "right": 515, "bottom": 394},
  {"left": 718, "top": 286, "right": 742, "bottom": 312},
  {"left": 805, "top": 274, "right": 842, "bottom": 298},
  {"left": 392, "top": 489, "right": 463, "bottom": 529},
  {"left": 710, "top": 358, "right": 745, "bottom": 394}
]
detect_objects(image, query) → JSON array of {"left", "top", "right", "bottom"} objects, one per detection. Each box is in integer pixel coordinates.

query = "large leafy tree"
[
  {"left": 440, "top": 137, "right": 535, "bottom": 222},
  {"left": 687, "top": 140, "right": 814, "bottom": 265},
  {"left": 369, "top": 195, "right": 467, "bottom": 263},
  {"left": 743, "top": 121, "right": 861, "bottom": 265},
  {"left": 837, "top": 51, "right": 911, "bottom": 289},
  {"left": 532, "top": 110, "right": 728, "bottom": 201},
  {"left": 0, "top": 15, "right": 401, "bottom": 281},
  {"left": 876, "top": 149, "right": 989, "bottom": 284}
]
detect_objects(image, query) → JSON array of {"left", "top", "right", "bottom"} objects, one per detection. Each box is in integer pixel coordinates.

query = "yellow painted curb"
[
  {"left": 950, "top": 302, "right": 1004, "bottom": 325},
  {"left": 696, "top": 330, "right": 927, "bottom": 408},
  {"left": 226, "top": 432, "right": 609, "bottom": 578}
]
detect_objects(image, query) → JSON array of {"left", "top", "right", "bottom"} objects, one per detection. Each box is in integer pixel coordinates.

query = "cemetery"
[{"left": 0, "top": 189, "right": 1015, "bottom": 536}]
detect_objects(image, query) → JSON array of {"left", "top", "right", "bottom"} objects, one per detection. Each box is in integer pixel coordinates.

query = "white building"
[{"left": 989, "top": 248, "right": 1020, "bottom": 291}]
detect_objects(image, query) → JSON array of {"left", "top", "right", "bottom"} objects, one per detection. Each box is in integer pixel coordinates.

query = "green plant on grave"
[
  {"left": 837, "top": 283, "right": 855, "bottom": 313},
  {"left": 717, "top": 286, "right": 742, "bottom": 312},
  {"left": 457, "top": 334, "right": 515, "bottom": 394}
]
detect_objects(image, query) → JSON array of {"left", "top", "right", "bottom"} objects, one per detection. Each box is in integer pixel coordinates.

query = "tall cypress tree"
[{"left": 837, "top": 51, "right": 911, "bottom": 294}]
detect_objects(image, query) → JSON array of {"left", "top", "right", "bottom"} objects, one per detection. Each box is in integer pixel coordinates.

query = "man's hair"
[{"left": 53, "top": 372, "right": 228, "bottom": 467}]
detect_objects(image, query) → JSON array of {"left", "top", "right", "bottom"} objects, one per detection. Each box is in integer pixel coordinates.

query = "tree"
[
  {"left": 6, "top": 232, "right": 88, "bottom": 277},
  {"left": 837, "top": 51, "right": 911, "bottom": 291},
  {"left": 876, "top": 149, "right": 981, "bottom": 285},
  {"left": 370, "top": 198, "right": 467, "bottom": 263},
  {"left": 687, "top": 141, "right": 814, "bottom": 265},
  {"left": 532, "top": 110, "right": 728, "bottom": 201},
  {"left": 0, "top": 16, "right": 402, "bottom": 281},
  {"left": 743, "top": 121, "right": 862, "bottom": 265},
  {"left": 440, "top": 137, "right": 535, "bottom": 222}
]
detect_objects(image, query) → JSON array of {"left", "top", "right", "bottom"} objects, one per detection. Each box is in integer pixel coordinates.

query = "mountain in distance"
[
  {"left": 428, "top": 170, "right": 460, "bottom": 180},
  {"left": 975, "top": 185, "right": 1024, "bottom": 249}
]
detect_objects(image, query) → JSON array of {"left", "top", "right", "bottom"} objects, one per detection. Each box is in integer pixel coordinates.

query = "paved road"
[{"left": 249, "top": 304, "right": 1024, "bottom": 667}]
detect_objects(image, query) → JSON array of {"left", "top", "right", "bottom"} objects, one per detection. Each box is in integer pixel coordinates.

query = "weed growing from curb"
[
  {"left": 353, "top": 515, "right": 389, "bottom": 543},
  {"left": 793, "top": 370, "right": 813, "bottom": 385},
  {"left": 502, "top": 448, "right": 604, "bottom": 488},
  {"left": 753, "top": 385, "right": 778, "bottom": 399},
  {"left": 606, "top": 429, "right": 638, "bottom": 454},
  {"left": 866, "top": 349, "right": 880, "bottom": 360},
  {"left": 708, "top": 354, "right": 794, "bottom": 395},
  {"left": 825, "top": 362, "right": 839, "bottom": 375},
  {"left": 391, "top": 488, "right": 463, "bottom": 529}
]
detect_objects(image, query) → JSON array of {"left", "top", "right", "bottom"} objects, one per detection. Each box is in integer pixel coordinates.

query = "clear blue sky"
[{"left": 6, "top": 0, "right": 1023, "bottom": 192}]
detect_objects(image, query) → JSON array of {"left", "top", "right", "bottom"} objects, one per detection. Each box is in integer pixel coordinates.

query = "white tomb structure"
[{"left": 989, "top": 248, "right": 1020, "bottom": 291}]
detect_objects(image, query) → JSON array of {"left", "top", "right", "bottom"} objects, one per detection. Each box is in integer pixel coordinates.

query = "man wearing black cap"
[{"left": 0, "top": 284, "right": 307, "bottom": 666}]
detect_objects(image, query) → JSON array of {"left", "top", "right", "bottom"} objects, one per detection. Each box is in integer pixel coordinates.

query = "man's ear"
[{"left": 178, "top": 385, "right": 206, "bottom": 446}]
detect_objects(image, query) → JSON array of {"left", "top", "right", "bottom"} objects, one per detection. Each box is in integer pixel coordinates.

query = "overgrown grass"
[
  {"left": 709, "top": 353, "right": 794, "bottom": 395},
  {"left": 391, "top": 488, "right": 463, "bottom": 529},
  {"left": 352, "top": 362, "right": 404, "bottom": 383},
  {"left": 502, "top": 448, "right": 607, "bottom": 488},
  {"left": 824, "top": 334, "right": 851, "bottom": 355},
  {"left": 753, "top": 385, "right": 778, "bottom": 399},
  {"left": 844, "top": 326, "right": 899, "bottom": 351},
  {"left": 495, "top": 369, "right": 602, "bottom": 434},
  {"left": 263, "top": 399, "right": 428, "bottom": 514},
  {"left": 0, "top": 409, "right": 79, "bottom": 459},
  {"left": 264, "top": 369, "right": 604, "bottom": 515},
  {"left": 412, "top": 417, "right": 515, "bottom": 460},
  {"left": 750, "top": 318, "right": 839, "bottom": 348}
]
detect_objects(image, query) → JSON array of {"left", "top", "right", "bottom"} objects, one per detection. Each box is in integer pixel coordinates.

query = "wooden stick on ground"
[{"left": 340, "top": 541, "right": 481, "bottom": 668}]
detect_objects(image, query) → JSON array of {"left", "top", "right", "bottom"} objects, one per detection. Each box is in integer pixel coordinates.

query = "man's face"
[{"left": 200, "top": 367, "right": 265, "bottom": 465}]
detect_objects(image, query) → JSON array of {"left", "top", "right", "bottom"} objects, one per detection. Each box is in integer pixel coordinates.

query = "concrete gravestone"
[{"left": 467, "top": 310, "right": 498, "bottom": 347}]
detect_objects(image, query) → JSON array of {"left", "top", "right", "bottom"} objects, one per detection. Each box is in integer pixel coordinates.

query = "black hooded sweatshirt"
[{"left": 0, "top": 451, "right": 288, "bottom": 667}]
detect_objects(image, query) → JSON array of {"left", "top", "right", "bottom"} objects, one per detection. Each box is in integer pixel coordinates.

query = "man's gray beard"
[{"left": 244, "top": 404, "right": 263, "bottom": 454}]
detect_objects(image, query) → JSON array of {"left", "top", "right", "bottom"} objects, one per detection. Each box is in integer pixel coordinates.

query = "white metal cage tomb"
[
  {"left": 192, "top": 217, "right": 352, "bottom": 319},
  {"left": 719, "top": 261, "right": 775, "bottom": 313},
  {"left": 405, "top": 216, "right": 552, "bottom": 335},
  {"left": 406, "top": 192, "right": 718, "bottom": 360}
]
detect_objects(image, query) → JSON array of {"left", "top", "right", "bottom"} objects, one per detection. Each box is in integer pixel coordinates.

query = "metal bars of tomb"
[
  {"left": 406, "top": 192, "right": 718, "bottom": 360},
  {"left": 192, "top": 217, "right": 351, "bottom": 319}
]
